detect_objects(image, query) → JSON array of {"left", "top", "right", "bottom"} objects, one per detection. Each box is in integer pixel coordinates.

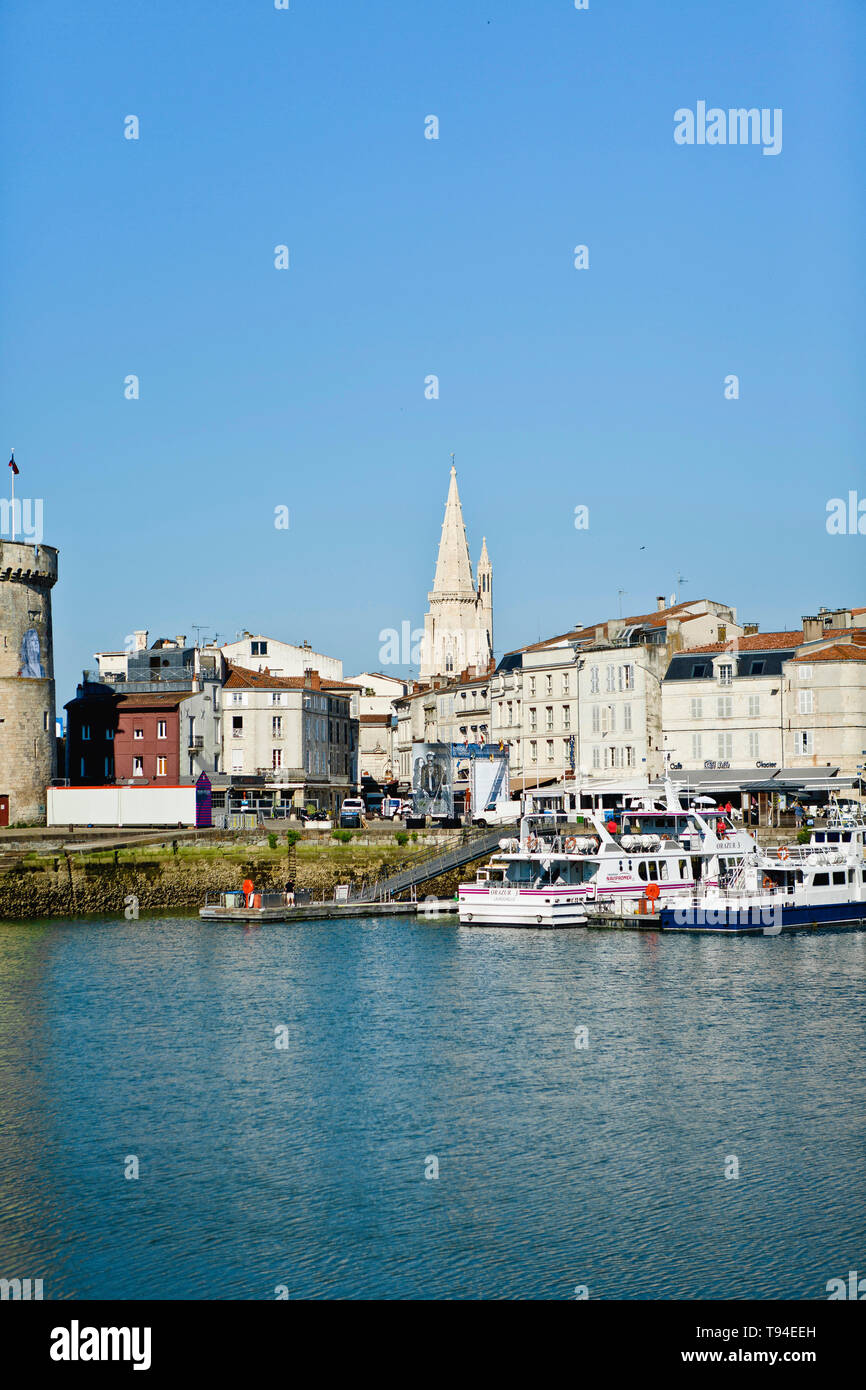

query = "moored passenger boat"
[
  {"left": 657, "top": 840, "right": 866, "bottom": 934},
  {"left": 458, "top": 781, "right": 756, "bottom": 928}
]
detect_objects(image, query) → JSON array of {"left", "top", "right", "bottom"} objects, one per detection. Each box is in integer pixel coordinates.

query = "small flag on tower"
[{"left": 8, "top": 452, "right": 19, "bottom": 475}]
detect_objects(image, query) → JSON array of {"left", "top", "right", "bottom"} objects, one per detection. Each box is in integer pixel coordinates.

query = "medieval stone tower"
[
  {"left": 420, "top": 465, "right": 493, "bottom": 680},
  {"left": 0, "top": 540, "right": 58, "bottom": 824}
]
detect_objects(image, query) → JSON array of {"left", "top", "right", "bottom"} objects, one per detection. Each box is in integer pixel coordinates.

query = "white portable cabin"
[{"left": 47, "top": 785, "right": 198, "bottom": 827}]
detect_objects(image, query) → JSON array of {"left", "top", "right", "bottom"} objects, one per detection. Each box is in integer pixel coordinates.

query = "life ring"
[
  {"left": 777, "top": 846, "right": 789, "bottom": 861},
  {"left": 565, "top": 836, "right": 577, "bottom": 853},
  {"left": 763, "top": 876, "right": 775, "bottom": 892},
  {"left": 527, "top": 834, "right": 540, "bottom": 852}
]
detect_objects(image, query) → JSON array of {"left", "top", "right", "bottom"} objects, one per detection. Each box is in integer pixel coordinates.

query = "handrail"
[{"left": 349, "top": 825, "right": 509, "bottom": 902}]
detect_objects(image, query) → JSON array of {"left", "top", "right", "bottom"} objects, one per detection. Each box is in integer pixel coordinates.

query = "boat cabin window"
[
  {"left": 813, "top": 872, "right": 829, "bottom": 887},
  {"left": 638, "top": 860, "right": 667, "bottom": 881},
  {"left": 506, "top": 861, "right": 535, "bottom": 884},
  {"left": 832, "top": 871, "right": 846, "bottom": 885}
]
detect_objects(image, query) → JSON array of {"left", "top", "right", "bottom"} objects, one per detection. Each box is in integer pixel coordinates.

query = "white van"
[{"left": 472, "top": 800, "right": 522, "bottom": 828}]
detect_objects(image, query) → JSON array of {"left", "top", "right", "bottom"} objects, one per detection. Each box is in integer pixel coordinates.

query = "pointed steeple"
[{"left": 429, "top": 463, "right": 476, "bottom": 599}]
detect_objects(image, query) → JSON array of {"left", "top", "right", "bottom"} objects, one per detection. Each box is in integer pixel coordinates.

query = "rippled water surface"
[{"left": 0, "top": 914, "right": 863, "bottom": 1299}]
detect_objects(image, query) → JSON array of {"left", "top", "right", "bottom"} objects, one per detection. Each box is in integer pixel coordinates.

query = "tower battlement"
[{"left": 0, "top": 540, "right": 59, "bottom": 588}]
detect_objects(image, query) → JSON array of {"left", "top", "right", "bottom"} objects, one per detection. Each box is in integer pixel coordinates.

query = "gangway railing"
[{"left": 350, "top": 825, "right": 514, "bottom": 903}]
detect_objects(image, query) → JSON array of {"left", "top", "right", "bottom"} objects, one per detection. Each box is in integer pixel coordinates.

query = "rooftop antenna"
[
  {"left": 617, "top": 587, "right": 627, "bottom": 618},
  {"left": 191, "top": 624, "right": 209, "bottom": 648}
]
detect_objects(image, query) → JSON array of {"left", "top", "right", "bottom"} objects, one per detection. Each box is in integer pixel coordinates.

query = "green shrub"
[
  {"left": 286, "top": 829, "right": 302, "bottom": 847},
  {"left": 267, "top": 833, "right": 278, "bottom": 850},
  {"left": 410, "top": 832, "right": 418, "bottom": 843},
  {"left": 796, "top": 829, "right": 810, "bottom": 844},
  {"left": 332, "top": 829, "right": 353, "bottom": 844},
  {"left": 394, "top": 831, "right": 409, "bottom": 846}
]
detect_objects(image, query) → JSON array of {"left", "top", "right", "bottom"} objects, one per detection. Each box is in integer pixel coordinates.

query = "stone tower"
[
  {"left": 420, "top": 465, "right": 493, "bottom": 680},
  {"left": 0, "top": 540, "right": 58, "bottom": 824}
]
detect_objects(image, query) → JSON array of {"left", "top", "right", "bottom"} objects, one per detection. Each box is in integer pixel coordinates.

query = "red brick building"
[{"left": 113, "top": 692, "right": 193, "bottom": 782}]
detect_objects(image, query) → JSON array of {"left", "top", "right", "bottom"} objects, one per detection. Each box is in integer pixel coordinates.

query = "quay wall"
[{"left": 0, "top": 847, "right": 446, "bottom": 920}]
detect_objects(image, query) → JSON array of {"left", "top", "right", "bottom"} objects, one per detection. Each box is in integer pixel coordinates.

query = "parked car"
[
  {"left": 339, "top": 797, "right": 365, "bottom": 828},
  {"left": 380, "top": 796, "right": 402, "bottom": 819}
]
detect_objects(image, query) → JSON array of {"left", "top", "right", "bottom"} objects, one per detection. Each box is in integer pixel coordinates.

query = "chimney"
[
  {"left": 829, "top": 608, "right": 852, "bottom": 630},
  {"left": 802, "top": 615, "right": 823, "bottom": 643},
  {"left": 176, "top": 635, "right": 186, "bottom": 648},
  {"left": 303, "top": 668, "right": 320, "bottom": 689},
  {"left": 133, "top": 629, "right": 148, "bottom": 652},
  {"left": 743, "top": 622, "right": 759, "bottom": 635},
  {"left": 656, "top": 596, "right": 666, "bottom": 612}
]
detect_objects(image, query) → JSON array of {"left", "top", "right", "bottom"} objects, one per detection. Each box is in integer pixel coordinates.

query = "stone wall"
[{"left": 0, "top": 847, "right": 418, "bottom": 920}]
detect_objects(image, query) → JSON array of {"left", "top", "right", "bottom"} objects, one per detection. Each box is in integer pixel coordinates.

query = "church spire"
[
  {"left": 429, "top": 461, "right": 476, "bottom": 600},
  {"left": 419, "top": 461, "right": 492, "bottom": 681}
]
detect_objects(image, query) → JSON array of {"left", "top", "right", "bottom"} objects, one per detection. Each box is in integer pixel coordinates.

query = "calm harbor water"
[{"left": 0, "top": 913, "right": 863, "bottom": 1300}]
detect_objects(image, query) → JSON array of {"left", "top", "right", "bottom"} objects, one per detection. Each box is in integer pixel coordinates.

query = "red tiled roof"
[
  {"left": 685, "top": 631, "right": 804, "bottom": 654},
  {"left": 225, "top": 665, "right": 360, "bottom": 693},
  {"left": 790, "top": 643, "right": 866, "bottom": 663},
  {"left": 521, "top": 600, "right": 728, "bottom": 653},
  {"left": 115, "top": 692, "right": 192, "bottom": 709}
]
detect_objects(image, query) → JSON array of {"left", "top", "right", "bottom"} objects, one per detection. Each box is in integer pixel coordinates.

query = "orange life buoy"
[
  {"left": 763, "top": 876, "right": 774, "bottom": 892},
  {"left": 565, "top": 836, "right": 577, "bottom": 853},
  {"left": 777, "top": 846, "right": 789, "bottom": 861}
]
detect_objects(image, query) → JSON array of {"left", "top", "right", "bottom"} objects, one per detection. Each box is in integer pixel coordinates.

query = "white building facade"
[
  {"left": 348, "top": 671, "right": 408, "bottom": 782},
  {"left": 396, "top": 597, "right": 739, "bottom": 793},
  {"left": 221, "top": 667, "right": 358, "bottom": 813},
  {"left": 220, "top": 634, "right": 343, "bottom": 682}
]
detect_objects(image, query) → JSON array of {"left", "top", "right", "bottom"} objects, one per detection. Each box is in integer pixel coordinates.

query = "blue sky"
[{"left": 1, "top": 0, "right": 863, "bottom": 703}]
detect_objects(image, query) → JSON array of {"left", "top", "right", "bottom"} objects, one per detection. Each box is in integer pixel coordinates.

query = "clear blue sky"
[{"left": 2, "top": 0, "right": 863, "bottom": 704}]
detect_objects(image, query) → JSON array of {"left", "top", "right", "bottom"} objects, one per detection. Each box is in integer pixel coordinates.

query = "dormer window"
[{"left": 717, "top": 662, "right": 733, "bottom": 685}]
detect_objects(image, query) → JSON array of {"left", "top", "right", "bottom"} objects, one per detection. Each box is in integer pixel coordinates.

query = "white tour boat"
[{"left": 458, "top": 781, "right": 755, "bottom": 928}]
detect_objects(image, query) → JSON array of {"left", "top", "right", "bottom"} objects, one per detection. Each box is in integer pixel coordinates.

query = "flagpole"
[{"left": 9, "top": 448, "right": 15, "bottom": 541}]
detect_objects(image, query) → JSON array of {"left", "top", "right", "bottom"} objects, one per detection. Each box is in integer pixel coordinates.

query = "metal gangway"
[{"left": 349, "top": 825, "right": 513, "bottom": 904}]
